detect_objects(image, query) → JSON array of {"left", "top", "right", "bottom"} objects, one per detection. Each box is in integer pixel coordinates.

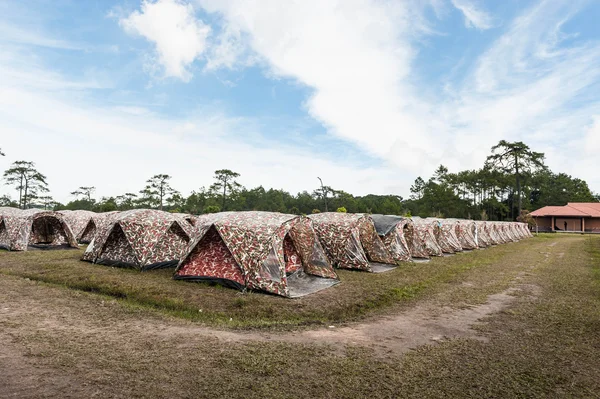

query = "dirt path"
[
  {"left": 1, "top": 249, "right": 545, "bottom": 356},
  {"left": 288, "top": 283, "right": 539, "bottom": 355},
  {"left": 0, "top": 333, "right": 102, "bottom": 399},
  {"left": 0, "top": 275, "right": 533, "bottom": 356},
  {"left": 124, "top": 280, "right": 538, "bottom": 357}
]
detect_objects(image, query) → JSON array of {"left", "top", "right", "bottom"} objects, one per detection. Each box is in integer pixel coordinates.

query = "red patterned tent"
[
  {"left": 411, "top": 218, "right": 443, "bottom": 257},
  {"left": 0, "top": 208, "right": 77, "bottom": 251},
  {"left": 0, "top": 207, "right": 22, "bottom": 250},
  {"left": 59, "top": 210, "right": 107, "bottom": 244},
  {"left": 509, "top": 222, "right": 525, "bottom": 241},
  {"left": 427, "top": 218, "right": 463, "bottom": 254},
  {"left": 451, "top": 219, "right": 478, "bottom": 250},
  {"left": 370, "top": 215, "right": 412, "bottom": 263},
  {"left": 511, "top": 223, "right": 520, "bottom": 239},
  {"left": 494, "top": 222, "right": 512, "bottom": 244},
  {"left": 308, "top": 212, "right": 396, "bottom": 272},
  {"left": 518, "top": 222, "right": 533, "bottom": 238},
  {"left": 475, "top": 221, "right": 492, "bottom": 247},
  {"left": 404, "top": 221, "right": 429, "bottom": 260},
  {"left": 175, "top": 212, "right": 339, "bottom": 298},
  {"left": 485, "top": 222, "right": 501, "bottom": 245},
  {"left": 82, "top": 209, "right": 192, "bottom": 271},
  {"left": 502, "top": 222, "right": 516, "bottom": 241},
  {"left": 175, "top": 213, "right": 197, "bottom": 226}
]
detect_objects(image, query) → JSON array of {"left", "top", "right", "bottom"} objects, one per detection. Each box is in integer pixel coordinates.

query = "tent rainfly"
[
  {"left": 0, "top": 208, "right": 78, "bottom": 251},
  {"left": 428, "top": 218, "right": 463, "bottom": 254},
  {"left": 486, "top": 222, "right": 502, "bottom": 245},
  {"left": 174, "top": 212, "right": 339, "bottom": 298},
  {"left": 502, "top": 222, "right": 517, "bottom": 242},
  {"left": 452, "top": 219, "right": 478, "bottom": 250},
  {"left": 509, "top": 223, "right": 521, "bottom": 240},
  {"left": 519, "top": 222, "right": 533, "bottom": 238},
  {"left": 403, "top": 220, "right": 429, "bottom": 260},
  {"left": 495, "top": 222, "right": 512, "bottom": 244},
  {"left": 370, "top": 215, "right": 413, "bottom": 263},
  {"left": 508, "top": 222, "right": 523, "bottom": 241},
  {"left": 59, "top": 210, "right": 106, "bottom": 244},
  {"left": 411, "top": 217, "right": 443, "bottom": 257},
  {"left": 175, "top": 213, "right": 197, "bottom": 226},
  {"left": 474, "top": 221, "right": 492, "bottom": 247},
  {"left": 0, "top": 207, "right": 22, "bottom": 250},
  {"left": 82, "top": 209, "right": 192, "bottom": 271},
  {"left": 308, "top": 212, "right": 396, "bottom": 272}
]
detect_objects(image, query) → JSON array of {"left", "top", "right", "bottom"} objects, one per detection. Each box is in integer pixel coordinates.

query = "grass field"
[
  {"left": 1, "top": 234, "right": 599, "bottom": 398},
  {"left": 0, "top": 241, "right": 522, "bottom": 329}
]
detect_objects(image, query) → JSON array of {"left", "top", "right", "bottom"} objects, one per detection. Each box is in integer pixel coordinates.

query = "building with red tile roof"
[{"left": 529, "top": 203, "right": 600, "bottom": 232}]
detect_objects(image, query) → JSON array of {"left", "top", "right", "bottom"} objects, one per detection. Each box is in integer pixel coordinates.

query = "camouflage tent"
[
  {"left": 487, "top": 222, "right": 503, "bottom": 245},
  {"left": 175, "top": 213, "right": 197, "bottom": 226},
  {"left": 451, "top": 219, "right": 478, "bottom": 250},
  {"left": 404, "top": 220, "right": 429, "bottom": 260},
  {"left": 475, "top": 221, "right": 492, "bottom": 247},
  {"left": 0, "top": 208, "right": 77, "bottom": 251},
  {"left": 411, "top": 218, "right": 443, "bottom": 257},
  {"left": 59, "top": 210, "right": 106, "bottom": 244},
  {"left": 308, "top": 212, "right": 396, "bottom": 272},
  {"left": 518, "top": 222, "right": 533, "bottom": 238},
  {"left": 512, "top": 222, "right": 526, "bottom": 240},
  {"left": 0, "top": 207, "right": 22, "bottom": 250},
  {"left": 504, "top": 222, "right": 517, "bottom": 242},
  {"left": 428, "top": 218, "right": 463, "bottom": 254},
  {"left": 502, "top": 222, "right": 517, "bottom": 242},
  {"left": 470, "top": 220, "right": 487, "bottom": 248},
  {"left": 509, "top": 223, "right": 521, "bottom": 240},
  {"left": 511, "top": 222, "right": 527, "bottom": 240},
  {"left": 82, "top": 209, "right": 192, "bottom": 271},
  {"left": 494, "top": 222, "right": 512, "bottom": 244},
  {"left": 175, "top": 212, "right": 339, "bottom": 298},
  {"left": 370, "top": 215, "right": 412, "bottom": 263}
]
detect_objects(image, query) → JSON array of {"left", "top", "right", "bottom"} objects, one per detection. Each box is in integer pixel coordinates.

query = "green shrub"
[{"left": 203, "top": 205, "right": 221, "bottom": 214}]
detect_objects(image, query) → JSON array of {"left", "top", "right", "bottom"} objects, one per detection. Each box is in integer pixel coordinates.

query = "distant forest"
[{"left": 1, "top": 141, "right": 598, "bottom": 221}]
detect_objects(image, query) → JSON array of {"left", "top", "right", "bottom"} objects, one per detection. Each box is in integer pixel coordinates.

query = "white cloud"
[
  {"left": 2, "top": 0, "right": 600, "bottom": 205},
  {"left": 0, "top": 21, "right": 83, "bottom": 50},
  {"left": 447, "top": 0, "right": 600, "bottom": 191},
  {"left": 195, "top": 0, "right": 443, "bottom": 178},
  {"left": 204, "top": 23, "right": 254, "bottom": 71},
  {"left": 450, "top": 0, "right": 493, "bottom": 30},
  {"left": 0, "top": 49, "right": 402, "bottom": 203},
  {"left": 113, "top": 106, "right": 152, "bottom": 115},
  {"left": 192, "top": 0, "right": 600, "bottom": 194},
  {"left": 0, "top": 45, "right": 111, "bottom": 91},
  {"left": 120, "top": 0, "right": 211, "bottom": 81}
]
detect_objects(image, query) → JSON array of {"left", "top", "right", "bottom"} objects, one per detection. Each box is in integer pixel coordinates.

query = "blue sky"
[{"left": 1, "top": 0, "right": 599, "bottom": 203}]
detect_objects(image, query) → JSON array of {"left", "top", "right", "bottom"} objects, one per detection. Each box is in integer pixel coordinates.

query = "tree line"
[
  {"left": 1, "top": 141, "right": 597, "bottom": 220},
  {"left": 406, "top": 140, "right": 597, "bottom": 220}
]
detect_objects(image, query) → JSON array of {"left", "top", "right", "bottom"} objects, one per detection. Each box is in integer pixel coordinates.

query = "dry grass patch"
[
  {"left": 0, "top": 239, "right": 541, "bottom": 329},
  {"left": 1, "top": 235, "right": 599, "bottom": 398}
]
